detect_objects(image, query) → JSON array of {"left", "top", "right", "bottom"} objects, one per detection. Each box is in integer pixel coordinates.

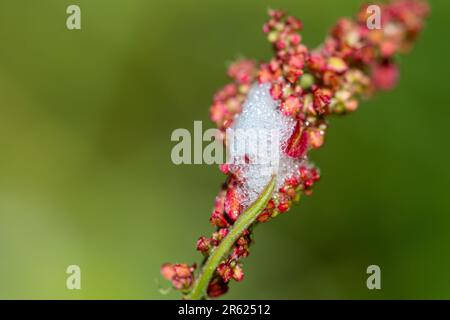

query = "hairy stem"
[{"left": 187, "top": 175, "right": 277, "bottom": 300}]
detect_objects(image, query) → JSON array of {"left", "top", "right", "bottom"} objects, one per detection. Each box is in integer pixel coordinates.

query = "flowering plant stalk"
[{"left": 161, "top": 0, "right": 429, "bottom": 299}]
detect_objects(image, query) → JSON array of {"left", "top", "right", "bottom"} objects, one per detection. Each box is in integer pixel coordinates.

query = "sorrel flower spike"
[{"left": 162, "top": 0, "right": 429, "bottom": 299}]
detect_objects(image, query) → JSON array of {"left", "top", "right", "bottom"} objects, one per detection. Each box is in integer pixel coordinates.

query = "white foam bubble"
[{"left": 228, "top": 83, "right": 306, "bottom": 206}]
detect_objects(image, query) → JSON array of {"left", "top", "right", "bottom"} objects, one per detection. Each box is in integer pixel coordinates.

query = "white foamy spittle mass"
[{"left": 229, "top": 83, "right": 306, "bottom": 207}]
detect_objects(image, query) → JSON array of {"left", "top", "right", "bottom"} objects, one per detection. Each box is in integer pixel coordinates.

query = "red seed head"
[
  {"left": 285, "top": 121, "right": 309, "bottom": 158},
  {"left": 372, "top": 62, "right": 399, "bottom": 91},
  {"left": 232, "top": 265, "right": 245, "bottom": 282},
  {"left": 196, "top": 236, "right": 211, "bottom": 253},
  {"left": 207, "top": 277, "right": 229, "bottom": 298},
  {"left": 224, "top": 187, "right": 243, "bottom": 221}
]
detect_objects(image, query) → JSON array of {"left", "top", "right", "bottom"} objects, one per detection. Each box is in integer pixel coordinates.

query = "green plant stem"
[{"left": 187, "top": 175, "right": 277, "bottom": 300}]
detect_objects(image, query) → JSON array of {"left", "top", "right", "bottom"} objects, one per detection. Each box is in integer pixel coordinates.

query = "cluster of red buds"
[
  {"left": 162, "top": 0, "right": 429, "bottom": 299},
  {"left": 210, "top": 60, "right": 258, "bottom": 131},
  {"left": 160, "top": 263, "right": 196, "bottom": 293}
]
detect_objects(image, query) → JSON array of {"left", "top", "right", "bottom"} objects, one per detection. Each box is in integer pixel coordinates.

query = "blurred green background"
[{"left": 0, "top": 0, "right": 448, "bottom": 299}]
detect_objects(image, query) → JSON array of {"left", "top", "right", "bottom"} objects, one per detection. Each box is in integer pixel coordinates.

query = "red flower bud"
[
  {"left": 217, "top": 262, "right": 234, "bottom": 282},
  {"left": 196, "top": 237, "right": 211, "bottom": 253},
  {"left": 210, "top": 210, "right": 229, "bottom": 228},
  {"left": 308, "top": 53, "right": 326, "bottom": 72},
  {"left": 270, "top": 82, "right": 283, "bottom": 100},
  {"left": 219, "top": 164, "right": 229, "bottom": 174},
  {"left": 232, "top": 265, "right": 245, "bottom": 282},
  {"left": 313, "top": 88, "right": 331, "bottom": 114},
  {"left": 207, "top": 277, "right": 229, "bottom": 298},
  {"left": 160, "top": 263, "right": 176, "bottom": 281},
  {"left": 218, "top": 228, "right": 229, "bottom": 239},
  {"left": 290, "top": 34, "right": 301, "bottom": 45},
  {"left": 327, "top": 57, "right": 348, "bottom": 74},
  {"left": 372, "top": 62, "right": 399, "bottom": 91},
  {"left": 258, "top": 64, "right": 273, "bottom": 83},
  {"left": 160, "top": 263, "right": 196, "bottom": 291},
  {"left": 308, "top": 127, "right": 325, "bottom": 149},
  {"left": 257, "top": 209, "right": 272, "bottom": 223},
  {"left": 277, "top": 193, "right": 291, "bottom": 212},
  {"left": 280, "top": 95, "right": 302, "bottom": 116}
]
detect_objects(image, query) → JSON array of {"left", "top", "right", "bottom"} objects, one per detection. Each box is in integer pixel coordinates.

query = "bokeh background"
[{"left": 0, "top": 0, "right": 449, "bottom": 299}]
